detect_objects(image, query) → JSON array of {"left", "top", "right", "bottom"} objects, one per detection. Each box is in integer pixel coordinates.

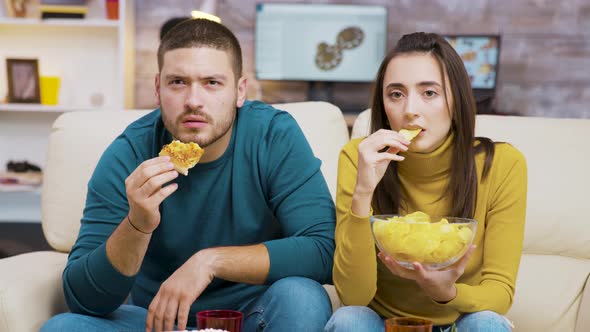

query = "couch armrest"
[
  {"left": 576, "top": 272, "right": 590, "bottom": 332},
  {"left": 0, "top": 251, "right": 68, "bottom": 332}
]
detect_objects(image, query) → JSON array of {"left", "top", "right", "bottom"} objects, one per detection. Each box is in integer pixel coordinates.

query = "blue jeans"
[
  {"left": 41, "top": 276, "right": 332, "bottom": 332},
  {"left": 324, "top": 306, "right": 512, "bottom": 332}
]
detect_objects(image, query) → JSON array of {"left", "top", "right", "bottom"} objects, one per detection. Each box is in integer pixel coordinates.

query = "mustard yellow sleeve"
[
  {"left": 442, "top": 145, "right": 527, "bottom": 314},
  {"left": 332, "top": 139, "right": 379, "bottom": 306}
]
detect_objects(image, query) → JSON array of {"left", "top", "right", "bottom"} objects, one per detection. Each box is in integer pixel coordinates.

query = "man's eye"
[
  {"left": 171, "top": 79, "right": 184, "bottom": 85},
  {"left": 208, "top": 80, "right": 220, "bottom": 86}
]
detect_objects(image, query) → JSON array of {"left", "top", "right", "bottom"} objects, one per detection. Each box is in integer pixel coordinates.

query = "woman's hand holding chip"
[{"left": 351, "top": 130, "right": 409, "bottom": 216}]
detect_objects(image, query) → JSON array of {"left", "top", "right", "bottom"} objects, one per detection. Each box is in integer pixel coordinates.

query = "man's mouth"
[
  {"left": 182, "top": 115, "right": 208, "bottom": 128},
  {"left": 183, "top": 120, "right": 207, "bottom": 129}
]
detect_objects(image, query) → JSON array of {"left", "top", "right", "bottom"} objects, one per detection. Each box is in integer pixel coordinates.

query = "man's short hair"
[
  {"left": 157, "top": 18, "right": 243, "bottom": 80},
  {"left": 159, "top": 17, "right": 190, "bottom": 41}
]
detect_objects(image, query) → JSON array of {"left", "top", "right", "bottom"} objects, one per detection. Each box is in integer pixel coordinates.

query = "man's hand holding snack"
[
  {"left": 125, "top": 140, "right": 204, "bottom": 233},
  {"left": 125, "top": 156, "right": 179, "bottom": 234},
  {"left": 106, "top": 155, "right": 180, "bottom": 278}
]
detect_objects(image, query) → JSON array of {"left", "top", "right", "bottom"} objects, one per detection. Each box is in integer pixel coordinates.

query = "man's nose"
[{"left": 185, "top": 83, "right": 205, "bottom": 109}]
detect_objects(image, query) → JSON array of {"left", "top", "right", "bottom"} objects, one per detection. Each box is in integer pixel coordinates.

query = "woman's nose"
[{"left": 404, "top": 95, "right": 420, "bottom": 118}]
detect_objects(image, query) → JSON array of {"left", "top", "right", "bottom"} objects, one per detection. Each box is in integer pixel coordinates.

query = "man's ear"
[
  {"left": 154, "top": 73, "right": 161, "bottom": 106},
  {"left": 236, "top": 76, "right": 247, "bottom": 108}
]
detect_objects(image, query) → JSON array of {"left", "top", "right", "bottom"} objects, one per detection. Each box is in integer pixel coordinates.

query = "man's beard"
[{"left": 162, "top": 106, "right": 236, "bottom": 148}]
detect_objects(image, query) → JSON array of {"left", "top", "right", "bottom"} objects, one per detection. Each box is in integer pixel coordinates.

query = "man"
[{"left": 42, "top": 19, "right": 335, "bottom": 332}]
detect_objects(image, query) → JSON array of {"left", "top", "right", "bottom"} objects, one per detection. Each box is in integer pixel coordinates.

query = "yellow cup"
[{"left": 40, "top": 76, "right": 60, "bottom": 105}]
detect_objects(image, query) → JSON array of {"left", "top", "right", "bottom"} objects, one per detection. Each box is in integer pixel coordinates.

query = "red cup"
[
  {"left": 197, "top": 310, "right": 243, "bottom": 332},
  {"left": 385, "top": 317, "right": 433, "bottom": 332}
]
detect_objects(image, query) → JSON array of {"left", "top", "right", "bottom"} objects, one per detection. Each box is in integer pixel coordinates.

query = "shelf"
[
  {"left": 0, "top": 189, "right": 41, "bottom": 223},
  {"left": 0, "top": 17, "right": 119, "bottom": 28},
  {"left": 0, "top": 103, "right": 95, "bottom": 113},
  {"left": 0, "top": 184, "right": 41, "bottom": 193}
]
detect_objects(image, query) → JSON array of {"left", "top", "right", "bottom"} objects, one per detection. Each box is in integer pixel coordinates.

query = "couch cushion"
[
  {"left": 507, "top": 254, "right": 590, "bottom": 332},
  {"left": 351, "top": 108, "right": 371, "bottom": 139},
  {"left": 475, "top": 115, "right": 590, "bottom": 259},
  {"left": 272, "top": 102, "right": 349, "bottom": 200}
]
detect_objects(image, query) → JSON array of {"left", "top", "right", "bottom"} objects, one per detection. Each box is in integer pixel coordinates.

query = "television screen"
[
  {"left": 445, "top": 35, "right": 500, "bottom": 90},
  {"left": 255, "top": 3, "right": 387, "bottom": 82}
]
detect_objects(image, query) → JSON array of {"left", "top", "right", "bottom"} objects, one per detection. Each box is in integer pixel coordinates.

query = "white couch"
[
  {"left": 0, "top": 103, "right": 588, "bottom": 332},
  {"left": 352, "top": 109, "right": 590, "bottom": 332}
]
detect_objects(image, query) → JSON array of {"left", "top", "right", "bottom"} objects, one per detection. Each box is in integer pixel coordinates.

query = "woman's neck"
[{"left": 397, "top": 132, "right": 454, "bottom": 181}]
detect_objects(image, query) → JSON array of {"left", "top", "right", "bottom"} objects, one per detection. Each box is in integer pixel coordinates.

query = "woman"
[{"left": 326, "top": 32, "right": 526, "bottom": 332}]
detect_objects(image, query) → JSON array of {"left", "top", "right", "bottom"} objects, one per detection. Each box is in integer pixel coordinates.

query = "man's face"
[
  {"left": 155, "top": 47, "right": 246, "bottom": 150},
  {"left": 382, "top": 53, "right": 453, "bottom": 153}
]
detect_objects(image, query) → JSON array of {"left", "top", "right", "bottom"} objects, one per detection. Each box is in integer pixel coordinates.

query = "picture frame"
[
  {"left": 3, "top": 0, "right": 28, "bottom": 17},
  {"left": 6, "top": 58, "right": 41, "bottom": 103}
]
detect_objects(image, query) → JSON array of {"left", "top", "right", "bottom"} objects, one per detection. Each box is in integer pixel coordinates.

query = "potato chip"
[
  {"left": 399, "top": 128, "right": 422, "bottom": 141},
  {"left": 457, "top": 227, "right": 473, "bottom": 243},
  {"left": 403, "top": 211, "right": 430, "bottom": 223}
]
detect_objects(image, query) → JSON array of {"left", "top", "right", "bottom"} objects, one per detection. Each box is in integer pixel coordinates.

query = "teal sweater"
[{"left": 63, "top": 101, "right": 336, "bottom": 324}]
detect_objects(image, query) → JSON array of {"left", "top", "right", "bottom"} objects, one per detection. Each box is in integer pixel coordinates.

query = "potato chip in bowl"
[{"left": 371, "top": 211, "right": 477, "bottom": 270}]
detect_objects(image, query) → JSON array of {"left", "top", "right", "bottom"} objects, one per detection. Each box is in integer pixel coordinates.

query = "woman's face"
[{"left": 382, "top": 53, "right": 453, "bottom": 153}]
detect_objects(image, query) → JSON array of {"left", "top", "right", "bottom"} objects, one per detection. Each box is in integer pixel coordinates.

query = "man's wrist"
[
  {"left": 195, "top": 248, "right": 219, "bottom": 277},
  {"left": 126, "top": 215, "right": 152, "bottom": 235}
]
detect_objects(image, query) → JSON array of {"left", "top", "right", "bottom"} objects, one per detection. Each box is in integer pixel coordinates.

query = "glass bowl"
[{"left": 371, "top": 213, "right": 477, "bottom": 270}]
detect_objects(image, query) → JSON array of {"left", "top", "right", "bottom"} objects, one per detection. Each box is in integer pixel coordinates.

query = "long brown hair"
[{"left": 370, "top": 32, "right": 495, "bottom": 218}]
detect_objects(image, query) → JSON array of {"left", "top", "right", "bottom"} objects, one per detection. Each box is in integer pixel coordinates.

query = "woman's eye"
[
  {"left": 424, "top": 90, "right": 438, "bottom": 97},
  {"left": 390, "top": 91, "right": 403, "bottom": 99}
]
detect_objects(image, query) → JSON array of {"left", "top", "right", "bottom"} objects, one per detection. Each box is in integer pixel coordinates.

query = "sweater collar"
[{"left": 398, "top": 132, "right": 454, "bottom": 179}]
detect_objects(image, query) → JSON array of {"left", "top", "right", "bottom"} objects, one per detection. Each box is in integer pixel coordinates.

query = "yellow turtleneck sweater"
[{"left": 333, "top": 133, "right": 527, "bottom": 325}]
